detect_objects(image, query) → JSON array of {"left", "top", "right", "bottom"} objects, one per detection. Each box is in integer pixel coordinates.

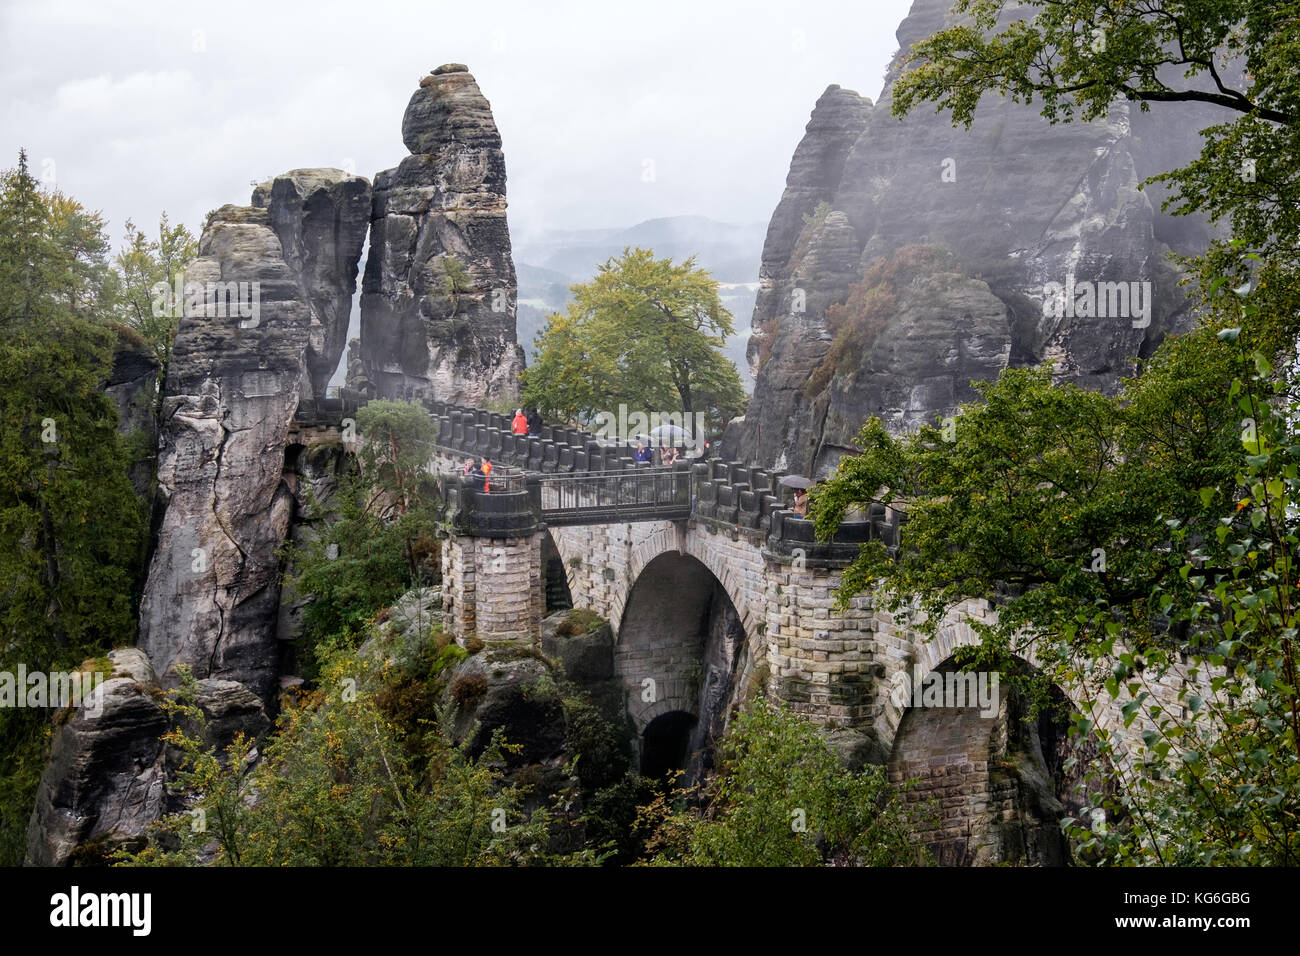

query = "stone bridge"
[{"left": 300, "top": 398, "right": 1193, "bottom": 864}]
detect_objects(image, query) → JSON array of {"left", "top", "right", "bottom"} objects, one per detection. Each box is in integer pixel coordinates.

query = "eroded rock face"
[
  {"left": 137, "top": 170, "right": 369, "bottom": 705},
  {"left": 105, "top": 328, "right": 160, "bottom": 498},
  {"left": 24, "top": 649, "right": 267, "bottom": 866},
  {"left": 726, "top": 0, "right": 1222, "bottom": 475},
  {"left": 356, "top": 65, "right": 525, "bottom": 406}
]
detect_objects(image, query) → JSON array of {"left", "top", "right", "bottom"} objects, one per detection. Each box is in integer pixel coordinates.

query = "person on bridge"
[
  {"left": 526, "top": 409, "right": 543, "bottom": 436},
  {"left": 463, "top": 458, "right": 475, "bottom": 476},
  {"left": 791, "top": 488, "right": 809, "bottom": 517},
  {"left": 635, "top": 441, "right": 652, "bottom": 464},
  {"left": 511, "top": 408, "right": 528, "bottom": 434},
  {"left": 481, "top": 457, "right": 493, "bottom": 493}
]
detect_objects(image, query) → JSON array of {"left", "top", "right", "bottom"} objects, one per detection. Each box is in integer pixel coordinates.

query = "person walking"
[{"left": 511, "top": 408, "right": 528, "bottom": 435}]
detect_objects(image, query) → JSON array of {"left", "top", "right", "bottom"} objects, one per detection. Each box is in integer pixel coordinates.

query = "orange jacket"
[
  {"left": 511, "top": 413, "right": 528, "bottom": 434},
  {"left": 482, "top": 459, "right": 493, "bottom": 492}
]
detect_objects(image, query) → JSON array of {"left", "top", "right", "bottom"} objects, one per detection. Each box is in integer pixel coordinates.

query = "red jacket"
[{"left": 511, "top": 413, "right": 528, "bottom": 434}]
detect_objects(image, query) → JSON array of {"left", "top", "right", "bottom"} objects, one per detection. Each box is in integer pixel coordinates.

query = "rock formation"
[
  {"left": 725, "top": 0, "right": 1223, "bottom": 475},
  {"left": 355, "top": 65, "right": 525, "bottom": 406},
  {"left": 105, "top": 327, "right": 160, "bottom": 498},
  {"left": 25, "top": 648, "right": 268, "bottom": 866},
  {"left": 137, "top": 169, "right": 370, "bottom": 705}
]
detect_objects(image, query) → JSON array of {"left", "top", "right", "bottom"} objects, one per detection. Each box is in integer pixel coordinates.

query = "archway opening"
[
  {"left": 887, "top": 657, "right": 1078, "bottom": 866},
  {"left": 641, "top": 711, "right": 698, "bottom": 781},
  {"left": 541, "top": 530, "right": 572, "bottom": 614},
  {"left": 618, "top": 552, "right": 747, "bottom": 784}
]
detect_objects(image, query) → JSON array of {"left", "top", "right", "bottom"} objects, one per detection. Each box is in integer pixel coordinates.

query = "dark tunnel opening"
[
  {"left": 641, "top": 711, "right": 698, "bottom": 781},
  {"left": 541, "top": 532, "right": 573, "bottom": 614}
]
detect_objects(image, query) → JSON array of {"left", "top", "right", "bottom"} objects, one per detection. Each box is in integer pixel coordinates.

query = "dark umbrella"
[{"left": 778, "top": 475, "right": 814, "bottom": 490}]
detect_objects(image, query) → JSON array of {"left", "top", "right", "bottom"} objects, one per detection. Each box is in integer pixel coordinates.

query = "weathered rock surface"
[
  {"left": 137, "top": 169, "right": 370, "bottom": 705},
  {"left": 25, "top": 649, "right": 267, "bottom": 866},
  {"left": 540, "top": 611, "right": 614, "bottom": 685},
  {"left": 443, "top": 647, "right": 565, "bottom": 767},
  {"left": 274, "top": 438, "right": 351, "bottom": 662},
  {"left": 726, "top": 0, "right": 1223, "bottom": 474},
  {"left": 355, "top": 65, "right": 525, "bottom": 406},
  {"left": 105, "top": 327, "right": 160, "bottom": 498}
]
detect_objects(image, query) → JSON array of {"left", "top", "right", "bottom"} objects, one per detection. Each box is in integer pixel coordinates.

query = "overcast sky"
[{"left": 1, "top": 0, "right": 914, "bottom": 249}]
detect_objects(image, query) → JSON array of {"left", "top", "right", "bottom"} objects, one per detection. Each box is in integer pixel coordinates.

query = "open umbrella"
[
  {"left": 778, "top": 474, "right": 814, "bottom": 490},
  {"left": 648, "top": 423, "right": 692, "bottom": 445}
]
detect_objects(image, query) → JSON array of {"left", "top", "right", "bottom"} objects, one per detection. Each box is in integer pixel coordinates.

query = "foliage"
[
  {"left": 636, "top": 699, "right": 927, "bottom": 866},
  {"left": 354, "top": 398, "right": 439, "bottom": 516},
  {"left": 114, "top": 214, "right": 197, "bottom": 375},
  {"left": 554, "top": 607, "right": 604, "bottom": 636},
  {"left": 284, "top": 399, "right": 441, "bottom": 678},
  {"left": 561, "top": 693, "right": 631, "bottom": 793},
  {"left": 117, "top": 651, "right": 597, "bottom": 866},
  {"left": 812, "top": 285, "right": 1297, "bottom": 862},
  {"left": 1063, "top": 332, "right": 1299, "bottom": 865},
  {"left": 521, "top": 247, "right": 746, "bottom": 436},
  {"left": 439, "top": 254, "right": 473, "bottom": 311},
  {"left": 0, "top": 151, "right": 148, "bottom": 864}
]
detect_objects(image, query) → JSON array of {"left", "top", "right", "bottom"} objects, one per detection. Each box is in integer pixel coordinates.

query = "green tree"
[
  {"left": 637, "top": 700, "right": 928, "bottom": 866},
  {"left": 284, "top": 399, "right": 441, "bottom": 677},
  {"left": 811, "top": 291, "right": 1298, "bottom": 863},
  {"left": 115, "top": 213, "right": 197, "bottom": 375},
  {"left": 0, "top": 150, "right": 147, "bottom": 864},
  {"left": 522, "top": 247, "right": 746, "bottom": 437},
  {"left": 118, "top": 651, "right": 593, "bottom": 866}
]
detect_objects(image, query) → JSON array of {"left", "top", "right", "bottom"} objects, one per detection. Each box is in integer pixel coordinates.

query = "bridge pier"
[{"left": 441, "top": 531, "right": 544, "bottom": 644}]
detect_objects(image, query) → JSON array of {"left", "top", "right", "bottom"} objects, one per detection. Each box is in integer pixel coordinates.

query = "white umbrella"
[{"left": 649, "top": 423, "right": 692, "bottom": 445}]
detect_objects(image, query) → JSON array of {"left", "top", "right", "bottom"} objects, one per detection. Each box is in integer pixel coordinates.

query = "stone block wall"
[
  {"left": 441, "top": 531, "right": 543, "bottom": 644},
  {"left": 761, "top": 559, "right": 877, "bottom": 725}
]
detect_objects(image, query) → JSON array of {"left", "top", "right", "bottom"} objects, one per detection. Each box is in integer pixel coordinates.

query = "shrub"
[{"left": 450, "top": 674, "right": 488, "bottom": 710}]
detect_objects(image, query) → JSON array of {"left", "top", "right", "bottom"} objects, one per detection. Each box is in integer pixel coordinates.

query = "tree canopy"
[
  {"left": 0, "top": 150, "right": 153, "bottom": 863},
  {"left": 522, "top": 247, "right": 746, "bottom": 437}
]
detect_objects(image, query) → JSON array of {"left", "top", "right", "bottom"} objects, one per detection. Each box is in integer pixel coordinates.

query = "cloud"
[
  {"left": 1, "top": 0, "right": 913, "bottom": 244},
  {"left": 54, "top": 70, "right": 199, "bottom": 119}
]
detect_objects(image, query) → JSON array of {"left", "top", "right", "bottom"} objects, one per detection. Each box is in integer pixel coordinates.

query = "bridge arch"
[
  {"left": 885, "top": 645, "right": 1100, "bottom": 866},
  {"left": 873, "top": 601, "right": 1124, "bottom": 755},
  {"left": 616, "top": 551, "right": 749, "bottom": 781}
]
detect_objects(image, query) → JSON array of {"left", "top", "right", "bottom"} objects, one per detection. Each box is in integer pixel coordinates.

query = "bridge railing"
[
  {"left": 534, "top": 465, "right": 691, "bottom": 525},
  {"left": 433, "top": 445, "right": 529, "bottom": 494}
]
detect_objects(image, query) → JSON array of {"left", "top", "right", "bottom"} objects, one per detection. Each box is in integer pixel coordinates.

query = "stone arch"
[
  {"left": 547, "top": 520, "right": 763, "bottom": 651},
  {"left": 873, "top": 599, "right": 1123, "bottom": 755},
  {"left": 617, "top": 551, "right": 748, "bottom": 781},
  {"left": 885, "top": 649, "right": 1087, "bottom": 866}
]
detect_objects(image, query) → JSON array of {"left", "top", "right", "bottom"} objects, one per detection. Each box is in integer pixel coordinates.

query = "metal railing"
[
  {"left": 536, "top": 466, "right": 691, "bottom": 525},
  {"left": 435, "top": 445, "right": 528, "bottom": 494}
]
